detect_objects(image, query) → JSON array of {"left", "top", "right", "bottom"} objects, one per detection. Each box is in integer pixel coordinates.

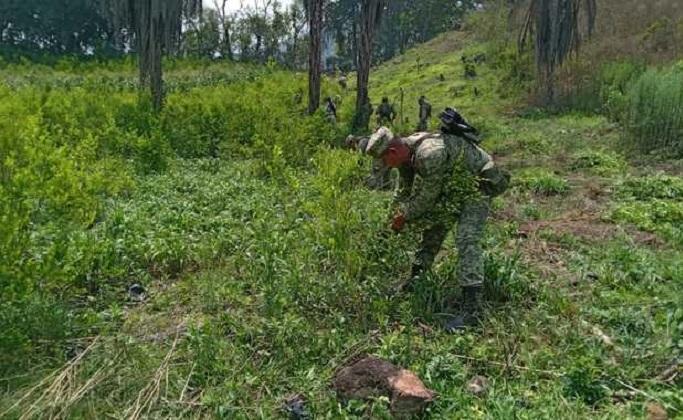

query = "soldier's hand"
[{"left": 390, "top": 212, "right": 406, "bottom": 233}]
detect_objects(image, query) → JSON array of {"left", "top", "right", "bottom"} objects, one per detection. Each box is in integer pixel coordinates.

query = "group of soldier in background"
[{"left": 300, "top": 67, "right": 507, "bottom": 333}]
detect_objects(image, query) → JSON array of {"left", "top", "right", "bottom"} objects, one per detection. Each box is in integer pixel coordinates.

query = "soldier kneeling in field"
[{"left": 362, "top": 108, "right": 510, "bottom": 331}]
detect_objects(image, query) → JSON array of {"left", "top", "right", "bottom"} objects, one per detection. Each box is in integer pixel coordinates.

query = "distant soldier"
[
  {"left": 461, "top": 54, "right": 477, "bottom": 79},
  {"left": 325, "top": 97, "right": 337, "bottom": 124},
  {"left": 362, "top": 109, "right": 510, "bottom": 332},
  {"left": 293, "top": 88, "right": 303, "bottom": 105},
  {"left": 376, "top": 97, "right": 397, "bottom": 126},
  {"left": 417, "top": 96, "right": 432, "bottom": 131},
  {"left": 338, "top": 73, "right": 348, "bottom": 90}
]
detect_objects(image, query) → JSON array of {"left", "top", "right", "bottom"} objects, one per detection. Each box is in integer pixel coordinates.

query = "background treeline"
[
  {"left": 0, "top": 0, "right": 477, "bottom": 69},
  {"left": 472, "top": 0, "right": 683, "bottom": 155}
]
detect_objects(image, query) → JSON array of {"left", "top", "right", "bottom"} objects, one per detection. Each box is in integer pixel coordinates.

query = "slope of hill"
[{"left": 1, "top": 31, "right": 681, "bottom": 419}]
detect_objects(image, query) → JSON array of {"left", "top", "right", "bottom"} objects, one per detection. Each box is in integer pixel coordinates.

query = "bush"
[
  {"left": 0, "top": 63, "right": 346, "bottom": 372},
  {"left": 515, "top": 168, "right": 570, "bottom": 196},
  {"left": 571, "top": 150, "right": 626, "bottom": 176},
  {"left": 611, "top": 200, "right": 683, "bottom": 244},
  {"left": 616, "top": 173, "right": 683, "bottom": 201},
  {"left": 599, "top": 61, "right": 646, "bottom": 120},
  {"left": 623, "top": 64, "right": 683, "bottom": 156}
]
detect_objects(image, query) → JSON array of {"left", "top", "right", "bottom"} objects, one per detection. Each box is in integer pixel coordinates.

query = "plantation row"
[{"left": 0, "top": 66, "right": 345, "bottom": 370}]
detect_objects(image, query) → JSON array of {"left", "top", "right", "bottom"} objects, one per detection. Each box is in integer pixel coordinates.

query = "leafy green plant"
[
  {"left": 611, "top": 200, "right": 683, "bottom": 244},
  {"left": 484, "top": 251, "right": 531, "bottom": 304},
  {"left": 571, "top": 150, "right": 626, "bottom": 175},
  {"left": 515, "top": 168, "right": 570, "bottom": 196},
  {"left": 563, "top": 359, "right": 608, "bottom": 406},
  {"left": 616, "top": 173, "right": 683, "bottom": 200}
]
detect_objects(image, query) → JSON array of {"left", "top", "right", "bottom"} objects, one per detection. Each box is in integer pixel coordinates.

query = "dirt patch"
[{"left": 518, "top": 217, "right": 661, "bottom": 246}]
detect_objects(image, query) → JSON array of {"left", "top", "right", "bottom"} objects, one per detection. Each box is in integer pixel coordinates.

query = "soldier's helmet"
[
  {"left": 382, "top": 96, "right": 389, "bottom": 103},
  {"left": 364, "top": 126, "right": 395, "bottom": 157},
  {"left": 439, "top": 107, "right": 478, "bottom": 135}
]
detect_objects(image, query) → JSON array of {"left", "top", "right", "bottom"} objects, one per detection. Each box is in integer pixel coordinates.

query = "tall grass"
[{"left": 625, "top": 64, "right": 683, "bottom": 156}]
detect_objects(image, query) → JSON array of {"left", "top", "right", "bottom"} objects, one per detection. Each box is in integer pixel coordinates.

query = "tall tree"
[
  {"left": 287, "top": 2, "right": 306, "bottom": 68},
  {"left": 1, "top": 0, "right": 115, "bottom": 58},
  {"left": 99, "top": 0, "right": 202, "bottom": 110},
  {"left": 307, "top": 0, "right": 324, "bottom": 114},
  {"left": 519, "top": 0, "right": 597, "bottom": 102},
  {"left": 353, "top": 0, "right": 388, "bottom": 131},
  {"left": 214, "top": 0, "right": 234, "bottom": 60}
]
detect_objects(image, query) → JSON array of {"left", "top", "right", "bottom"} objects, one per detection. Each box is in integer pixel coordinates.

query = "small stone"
[
  {"left": 646, "top": 402, "right": 668, "bottom": 420},
  {"left": 466, "top": 375, "right": 489, "bottom": 396},
  {"left": 388, "top": 369, "right": 436, "bottom": 415},
  {"left": 128, "top": 283, "right": 147, "bottom": 302},
  {"left": 283, "top": 394, "right": 310, "bottom": 420}
]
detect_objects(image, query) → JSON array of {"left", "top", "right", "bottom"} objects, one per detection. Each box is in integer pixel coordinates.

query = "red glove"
[{"left": 391, "top": 213, "right": 407, "bottom": 232}]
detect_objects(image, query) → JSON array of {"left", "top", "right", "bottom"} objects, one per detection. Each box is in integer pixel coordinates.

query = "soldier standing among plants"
[
  {"left": 417, "top": 95, "right": 432, "bottom": 131},
  {"left": 325, "top": 96, "right": 338, "bottom": 124},
  {"left": 338, "top": 73, "right": 348, "bottom": 90},
  {"left": 363, "top": 108, "right": 510, "bottom": 331},
  {"left": 377, "top": 96, "right": 397, "bottom": 126}
]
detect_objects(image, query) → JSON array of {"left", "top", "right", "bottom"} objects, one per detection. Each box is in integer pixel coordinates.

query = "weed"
[
  {"left": 624, "top": 64, "right": 683, "bottom": 156},
  {"left": 515, "top": 168, "right": 570, "bottom": 196},
  {"left": 571, "top": 150, "right": 626, "bottom": 175},
  {"left": 617, "top": 173, "right": 683, "bottom": 200}
]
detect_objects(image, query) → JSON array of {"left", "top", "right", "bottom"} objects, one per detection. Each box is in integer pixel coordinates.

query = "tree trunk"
[
  {"left": 135, "top": 0, "right": 165, "bottom": 111},
  {"left": 224, "top": 24, "right": 233, "bottom": 59},
  {"left": 307, "top": 0, "right": 323, "bottom": 114},
  {"left": 353, "top": 0, "right": 386, "bottom": 131}
]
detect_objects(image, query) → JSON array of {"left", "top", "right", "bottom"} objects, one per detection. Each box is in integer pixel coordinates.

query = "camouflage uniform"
[
  {"left": 338, "top": 74, "right": 348, "bottom": 90},
  {"left": 377, "top": 100, "right": 397, "bottom": 126},
  {"left": 325, "top": 99, "right": 337, "bottom": 125},
  {"left": 417, "top": 97, "right": 432, "bottom": 132},
  {"left": 391, "top": 132, "right": 494, "bottom": 287}
]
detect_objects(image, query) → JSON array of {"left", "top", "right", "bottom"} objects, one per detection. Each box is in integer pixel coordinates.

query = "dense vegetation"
[{"left": 1, "top": 3, "right": 682, "bottom": 419}]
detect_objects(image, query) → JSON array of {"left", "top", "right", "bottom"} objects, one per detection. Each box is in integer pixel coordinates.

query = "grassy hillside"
[{"left": 1, "top": 33, "right": 682, "bottom": 419}]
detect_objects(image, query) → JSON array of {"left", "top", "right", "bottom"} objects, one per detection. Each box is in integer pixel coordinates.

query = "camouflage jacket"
[
  {"left": 419, "top": 101, "right": 432, "bottom": 120},
  {"left": 377, "top": 102, "right": 396, "bottom": 119},
  {"left": 395, "top": 132, "right": 492, "bottom": 222}
]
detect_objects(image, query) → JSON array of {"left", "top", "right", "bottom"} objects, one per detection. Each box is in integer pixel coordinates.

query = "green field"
[{"left": 1, "top": 31, "right": 681, "bottom": 419}]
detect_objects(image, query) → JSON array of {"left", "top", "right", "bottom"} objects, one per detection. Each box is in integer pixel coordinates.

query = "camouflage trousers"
[
  {"left": 417, "top": 119, "right": 428, "bottom": 132},
  {"left": 414, "top": 197, "right": 491, "bottom": 287},
  {"left": 366, "top": 158, "right": 393, "bottom": 191}
]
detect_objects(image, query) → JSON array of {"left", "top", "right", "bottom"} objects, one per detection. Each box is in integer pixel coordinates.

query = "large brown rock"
[{"left": 332, "top": 356, "right": 436, "bottom": 417}]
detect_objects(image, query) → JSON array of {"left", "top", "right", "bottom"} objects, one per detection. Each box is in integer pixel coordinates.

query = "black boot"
[
  {"left": 445, "top": 285, "right": 483, "bottom": 333},
  {"left": 396, "top": 263, "right": 426, "bottom": 294}
]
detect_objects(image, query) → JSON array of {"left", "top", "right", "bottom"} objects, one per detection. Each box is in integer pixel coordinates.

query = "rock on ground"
[{"left": 332, "top": 356, "right": 435, "bottom": 417}]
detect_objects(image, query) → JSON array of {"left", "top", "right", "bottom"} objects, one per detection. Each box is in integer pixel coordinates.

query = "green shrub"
[
  {"left": 611, "top": 200, "right": 683, "bottom": 244},
  {"left": 599, "top": 61, "right": 646, "bottom": 120},
  {"left": 0, "top": 64, "right": 346, "bottom": 372},
  {"left": 571, "top": 150, "right": 626, "bottom": 175},
  {"left": 515, "top": 168, "right": 570, "bottom": 195},
  {"left": 624, "top": 64, "right": 683, "bottom": 156},
  {"left": 484, "top": 251, "right": 531, "bottom": 304},
  {"left": 616, "top": 173, "right": 683, "bottom": 201},
  {"left": 563, "top": 359, "right": 608, "bottom": 406}
]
